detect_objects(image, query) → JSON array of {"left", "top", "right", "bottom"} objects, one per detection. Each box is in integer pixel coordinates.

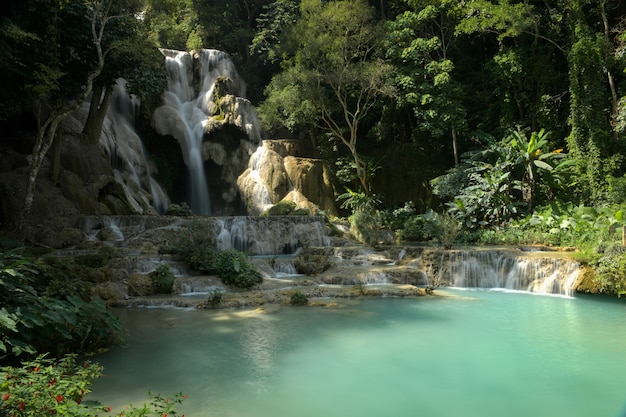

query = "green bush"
[
  {"left": 290, "top": 290, "right": 308, "bottom": 305},
  {"left": 0, "top": 355, "right": 186, "bottom": 417},
  {"left": 348, "top": 210, "right": 393, "bottom": 246},
  {"left": 166, "top": 202, "right": 192, "bottom": 216},
  {"left": 260, "top": 200, "right": 297, "bottom": 216},
  {"left": 206, "top": 289, "right": 223, "bottom": 308},
  {"left": 168, "top": 221, "right": 219, "bottom": 273},
  {"left": 215, "top": 250, "right": 263, "bottom": 288},
  {"left": 149, "top": 263, "right": 175, "bottom": 294}
]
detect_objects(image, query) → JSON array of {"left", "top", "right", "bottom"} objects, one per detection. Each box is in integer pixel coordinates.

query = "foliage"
[
  {"left": 385, "top": 0, "right": 467, "bottom": 162},
  {"left": 167, "top": 221, "right": 218, "bottom": 273},
  {"left": 169, "top": 224, "right": 264, "bottom": 287},
  {"left": 337, "top": 188, "right": 381, "bottom": 214},
  {"left": 432, "top": 129, "right": 570, "bottom": 227},
  {"left": 214, "top": 250, "right": 263, "bottom": 289},
  {"left": 0, "top": 354, "right": 187, "bottom": 417},
  {"left": 149, "top": 264, "right": 175, "bottom": 294},
  {"left": 260, "top": 200, "right": 297, "bottom": 216},
  {"left": 289, "top": 290, "right": 308, "bottom": 306},
  {"left": 379, "top": 201, "right": 418, "bottom": 232},
  {"left": 259, "top": 0, "right": 394, "bottom": 194},
  {"left": 206, "top": 289, "right": 223, "bottom": 308},
  {"left": 165, "top": 202, "right": 192, "bottom": 216},
  {"left": 395, "top": 210, "right": 459, "bottom": 248},
  {"left": 0, "top": 250, "right": 124, "bottom": 363},
  {"left": 347, "top": 210, "right": 393, "bottom": 247},
  {"left": 595, "top": 244, "right": 626, "bottom": 297}
]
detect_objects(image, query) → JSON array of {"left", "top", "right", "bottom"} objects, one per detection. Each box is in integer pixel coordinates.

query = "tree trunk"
[
  {"left": 451, "top": 127, "right": 459, "bottom": 166},
  {"left": 82, "top": 84, "right": 112, "bottom": 145},
  {"left": 16, "top": 0, "right": 114, "bottom": 244},
  {"left": 50, "top": 128, "right": 63, "bottom": 185},
  {"left": 18, "top": 111, "right": 68, "bottom": 243}
]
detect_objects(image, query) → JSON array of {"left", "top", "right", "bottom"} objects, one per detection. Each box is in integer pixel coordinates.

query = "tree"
[
  {"left": 259, "top": 0, "right": 394, "bottom": 194},
  {"left": 432, "top": 129, "right": 569, "bottom": 227},
  {"left": 385, "top": 0, "right": 468, "bottom": 165},
  {"left": 16, "top": 0, "right": 122, "bottom": 243},
  {"left": 565, "top": 0, "right": 626, "bottom": 203}
]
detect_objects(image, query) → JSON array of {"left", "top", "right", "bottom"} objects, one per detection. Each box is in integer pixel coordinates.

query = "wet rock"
[{"left": 127, "top": 273, "right": 154, "bottom": 296}]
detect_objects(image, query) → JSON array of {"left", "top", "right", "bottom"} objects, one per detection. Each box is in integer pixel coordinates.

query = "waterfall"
[
  {"left": 422, "top": 250, "right": 581, "bottom": 297},
  {"left": 101, "top": 79, "right": 170, "bottom": 213},
  {"left": 155, "top": 49, "right": 261, "bottom": 215},
  {"left": 240, "top": 144, "right": 275, "bottom": 214},
  {"left": 214, "top": 216, "right": 329, "bottom": 256}
]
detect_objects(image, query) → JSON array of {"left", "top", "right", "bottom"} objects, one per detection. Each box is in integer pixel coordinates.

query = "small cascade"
[
  {"left": 239, "top": 144, "right": 276, "bottom": 215},
  {"left": 273, "top": 260, "right": 298, "bottom": 277},
  {"left": 422, "top": 250, "right": 581, "bottom": 296},
  {"left": 214, "top": 216, "right": 329, "bottom": 256},
  {"left": 81, "top": 216, "right": 147, "bottom": 243},
  {"left": 101, "top": 79, "right": 170, "bottom": 213}
]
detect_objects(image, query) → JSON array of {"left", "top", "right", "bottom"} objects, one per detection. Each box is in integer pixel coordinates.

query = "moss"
[
  {"left": 575, "top": 266, "right": 602, "bottom": 294},
  {"left": 261, "top": 200, "right": 297, "bottom": 216}
]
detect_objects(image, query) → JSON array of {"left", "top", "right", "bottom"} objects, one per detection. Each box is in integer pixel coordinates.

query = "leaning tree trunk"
[
  {"left": 18, "top": 108, "right": 74, "bottom": 242},
  {"left": 16, "top": 0, "right": 114, "bottom": 245},
  {"left": 82, "top": 84, "right": 112, "bottom": 145}
]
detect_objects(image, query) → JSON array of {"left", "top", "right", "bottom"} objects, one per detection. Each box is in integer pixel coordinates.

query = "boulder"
[{"left": 127, "top": 273, "right": 155, "bottom": 296}]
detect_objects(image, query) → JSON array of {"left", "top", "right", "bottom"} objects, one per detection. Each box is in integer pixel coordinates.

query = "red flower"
[
  {"left": 55, "top": 395, "right": 63, "bottom": 403},
  {"left": 105, "top": 406, "right": 111, "bottom": 412},
  {"left": 18, "top": 402, "right": 24, "bottom": 410},
  {"left": 2, "top": 394, "right": 9, "bottom": 401},
  {"left": 183, "top": 395, "right": 188, "bottom": 399}
]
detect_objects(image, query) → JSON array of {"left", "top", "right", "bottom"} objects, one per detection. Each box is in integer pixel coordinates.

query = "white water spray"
[
  {"left": 101, "top": 79, "right": 170, "bottom": 213},
  {"left": 155, "top": 49, "right": 261, "bottom": 215}
]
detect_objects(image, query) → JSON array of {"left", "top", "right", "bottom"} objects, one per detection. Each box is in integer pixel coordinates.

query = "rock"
[
  {"left": 127, "top": 273, "right": 154, "bottom": 296},
  {"left": 283, "top": 156, "right": 338, "bottom": 215},
  {"left": 91, "top": 281, "right": 129, "bottom": 303}
]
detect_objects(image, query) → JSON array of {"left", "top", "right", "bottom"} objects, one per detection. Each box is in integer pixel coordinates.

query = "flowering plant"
[{"left": 0, "top": 355, "right": 186, "bottom": 417}]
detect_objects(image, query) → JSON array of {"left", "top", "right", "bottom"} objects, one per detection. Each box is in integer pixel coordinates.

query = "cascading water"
[
  {"left": 101, "top": 79, "right": 170, "bottom": 213},
  {"left": 420, "top": 250, "right": 581, "bottom": 297},
  {"left": 155, "top": 49, "right": 261, "bottom": 215},
  {"left": 239, "top": 144, "right": 277, "bottom": 214}
]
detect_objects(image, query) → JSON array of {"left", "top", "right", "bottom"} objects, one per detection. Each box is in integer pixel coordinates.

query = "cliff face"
[
  {"left": 0, "top": 131, "right": 141, "bottom": 247},
  {"left": 0, "top": 49, "right": 341, "bottom": 247},
  {"left": 237, "top": 139, "right": 339, "bottom": 216}
]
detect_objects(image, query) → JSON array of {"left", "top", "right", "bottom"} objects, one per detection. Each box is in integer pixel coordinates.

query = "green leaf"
[{"left": 533, "top": 160, "right": 553, "bottom": 171}]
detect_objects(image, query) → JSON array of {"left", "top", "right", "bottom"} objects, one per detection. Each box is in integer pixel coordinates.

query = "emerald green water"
[{"left": 91, "top": 290, "right": 626, "bottom": 416}]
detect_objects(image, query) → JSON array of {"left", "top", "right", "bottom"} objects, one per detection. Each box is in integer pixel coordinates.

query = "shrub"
[
  {"left": 290, "top": 290, "right": 308, "bottom": 305},
  {"left": 348, "top": 210, "right": 392, "bottom": 246},
  {"left": 0, "top": 355, "right": 187, "bottom": 417},
  {"left": 215, "top": 250, "right": 263, "bottom": 289},
  {"left": 206, "top": 289, "right": 223, "bottom": 308},
  {"left": 149, "top": 263, "right": 175, "bottom": 294},
  {"left": 166, "top": 202, "right": 192, "bottom": 216},
  {"left": 168, "top": 221, "right": 218, "bottom": 273},
  {"left": 260, "top": 200, "right": 297, "bottom": 216}
]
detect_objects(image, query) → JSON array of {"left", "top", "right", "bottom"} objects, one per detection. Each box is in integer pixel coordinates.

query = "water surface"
[{"left": 91, "top": 290, "right": 626, "bottom": 416}]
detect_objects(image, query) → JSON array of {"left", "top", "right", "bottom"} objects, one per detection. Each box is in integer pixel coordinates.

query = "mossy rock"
[{"left": 261, "top": 200, "right": 297, "bottom": 216}]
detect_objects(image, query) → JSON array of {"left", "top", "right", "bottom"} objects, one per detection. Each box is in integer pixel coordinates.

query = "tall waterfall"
[
  {"left": 101, "top": 79, "right": 170, "bottom": 213},
  {"left": 154, "top": 49, "right": 261, "bottom": 215}
]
